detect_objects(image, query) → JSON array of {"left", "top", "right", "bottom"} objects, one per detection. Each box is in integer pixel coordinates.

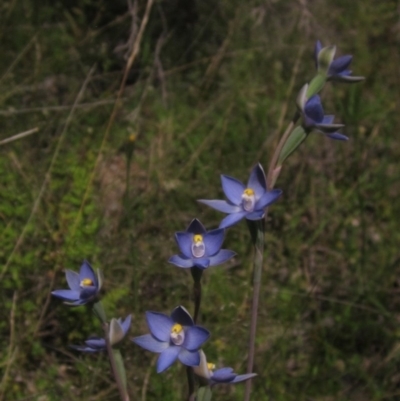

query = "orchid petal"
[
  {"left": 208, "top": 250, "right": 235, "bottom": 266},
  {"left": 183, "top": 326, "right": 210, "bottom": 351},
  {"left": 178, "top": 349, "right": 200, "bottom": 367},
  {"left": 65, "top": 270, "right": 80, "bottom": 291},
  {"left": 221, "top": 175, "right": 245, "bottom": 205},
  {"left": 218, "top": 211, "right": 248, "bottom": 229},
  {"left": 198, "top": 199, "right": 241, "bottom": 214},
  {"left": 133, "top": 334, "right": 169, "bottom": 353},
  {"left": 175, "top": 232, "right": 193, "bottom": 258},
  {"left": 171, "top": 306, "right": 194, "bottom": 327},
  {"left": 157, "top": 346, "right": 180, "bottom": 373},
  {"left": 255, "top": 189, "right": 282, "bottom": 210},
  {"left": 247, "top": 164, "right": 267, "bottom": 199},
  {"left": 168, "top": 254, "right": 194, "bottom": 268},
  {"left": 146, "top": 312, "right": 173, "bottom": 341},
  {"left": 203, "top": 229, "right": 225, "bottom": 256},
  {"left": 186, "top": 219, "right": 206, "bottom": 234}
]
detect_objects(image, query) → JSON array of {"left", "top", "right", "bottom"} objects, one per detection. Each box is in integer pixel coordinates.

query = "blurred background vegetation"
[{"left": 0, "top": 0, "right": 399, "bottom": 400}]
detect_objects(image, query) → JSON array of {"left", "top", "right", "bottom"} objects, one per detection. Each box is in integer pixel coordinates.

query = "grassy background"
[{"left": 1, "top": 0, "right": 400, "bottom": 400}]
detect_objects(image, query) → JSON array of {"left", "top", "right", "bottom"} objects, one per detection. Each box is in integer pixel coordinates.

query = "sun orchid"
[
  {"left": 51, "top": 260, "right": 103, "bottom": 306},
  {"left": 71, "top": 315, "right": 132, "bottom": 352},
  {"left": 168, "top": 219, "right": 235, "bottom": 269},
  {"left": 193, "top": 350, "right": 257, "bottom": 385},
  {"left": 198, "top": 163, "right": 282, "bottom": 229},
  {"left": 296, "top": 85, "right": 348, "bottom": 141},
  {"left": 314, "top": 40, "right": 364, "bottom": 82},
  {"left": 132, "top": 306, "right": 210, "bottom": 373}
]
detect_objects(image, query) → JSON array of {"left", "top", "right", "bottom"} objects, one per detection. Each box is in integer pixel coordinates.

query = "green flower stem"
[
  {"left": 266, "top": 117, "right": 296, "bottom": 188},
  {"left": 94, "top": 301, "right": 130, "bottom": 401},
  {"left": 245, "top": 115, "right": 301, "bottom": 401},
  {"left": 104, "top": 322, "right": 130, "bottom": 401},
  {"left": 191, "top": 267, "right": 203, "bottom": 324},
  {"left": 187, "top": 267, "right": 204, "bottom": 400},
  {"left": 244, "top": 219, "right": 265, "bottom": 401}
]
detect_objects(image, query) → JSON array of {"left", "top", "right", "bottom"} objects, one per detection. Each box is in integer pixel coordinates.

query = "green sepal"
[
  {"left": 306, "top": 74, "right": 327, "bottom": 97},
  {"left": 93, "top": 301, "right": 107, "bottom": 324},
  {"left": 112, "top": 348, "right": 128, "bottom": 393},
  {"left": 278, "top": 125, "right": 307, "bottom": 165},
  {"left": 196, "top": 385, "right": 212, "bottom": 401},
  {"left": 317, "top": 45, "right": 336, "bottom": 74}
]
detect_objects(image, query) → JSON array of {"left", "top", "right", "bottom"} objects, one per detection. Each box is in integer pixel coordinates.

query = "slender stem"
[
  {"left": 191, "top": 267, "right": 203, "bottom": 324},
  {"left": 104, "top": 323, "right": 130, "bottom": 401},
  {"left": 244, "top": 219, "right": 264, "bottom": 401},
  {"left": 187, "top": 267, "right": 203, "bottom": 399},
  {"left": 245, "top": 113, "right": 300, "bottom": 401},
  {"left": 267, "top": 117, "right": 296, "bottom": 188}
]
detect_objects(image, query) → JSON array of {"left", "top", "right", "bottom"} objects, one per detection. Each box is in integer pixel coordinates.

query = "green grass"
[{"left": 1, "top": 0, "right": 400, "bottom": 400}]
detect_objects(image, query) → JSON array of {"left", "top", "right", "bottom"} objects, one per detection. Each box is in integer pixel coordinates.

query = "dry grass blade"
[{"left": 0, "top": 127, "right": 39, "bottom": 146}]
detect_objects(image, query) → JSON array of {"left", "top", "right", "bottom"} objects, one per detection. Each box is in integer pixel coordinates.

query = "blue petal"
[
  {"left": 186, "top": 219, "right": 206, "bottom": 234},
  {"left": 327, "top": 132, "right": 349, "bottom": 141},
  {"left": 65, "top": 270, "right": 80, "bottom": 291},
  {"left": 329, "top": 55, "right": 352, "bottom": 75},
  {"left": 211, "top": 367, "right": 236, "bottom": 383},
  {"left": 314, "top": 40, "right": 323, "bottom": 66},
  {"left": 70, "top": 345, "right": 102, "bottom": 353},
  {"left": 132, "top": 334, "right": 169, "bottom": 353},
  {"left": 219, "top": 211, "right": 248, "bottom": 229},
  {"left": 51, "top": 289, "right": 80, "bottom": 302},
  {"left": 203, "top": 229, "right": 224, "bottom": 256},
  {"left": 221, "top": 175, "right": 245, "bottom": 205},
  {"left": 304, "top": 95, "right": 324, "bottom": 123},
  {"left": 208, "top": 249, "right": 235, "bottom": 266},
  {"left": 168, "top": 254, "right": 194, "bottom": 268},
  {"left": 247, "top": 164, "right": 267, "bottom": 200},
  {"left": 120, "top": 315, "right": 132, "bottom": 335},
  {"left": 322, "top": 115, "right": 335, "bottom": 124},
  {"left": 171, "top": 306, "right": 194, "bottom": 326},
  {"left": 231, "top": 373, "right": 257, "bottom": 383},
  {"left": 80, "top": 286, "right": 98, "bottom": 300},
  {"left": 193, "top": 258, "right": 210, "bottom": 269},
  {"left": 146, "top": 312, "right": 173, "bottom": 341},
  {"left": 314, "top": 123, "right": 344, "bottom": 133},
  {"left": 157, "top": 345, "right": 180, "bottom": 373},
  {"left": 245, "top": 210, "right": 265, "bottom": 221},
  {"left": 85, "top": 338, "right": 106, "bottom": 349},
  {"left": 175, "top": 232, "right": 193, "bottom": 258},
  {"left": 183, "top": 326, "right": 210, "bottom": 351},
  {"left": 330, "top": 73, "right": 364, "bottom": 82},
  {"left": 178, "top": 349, "right": 200, "bottom": 367},
  {"left": 79, "top": 260, "right": 96, "bottom": 284},
  {"left": 198, "top": 199, "right": 241, "bottom": 214},
  {"left": 255, "top": 189, "right": 282, "bottom": 210}
]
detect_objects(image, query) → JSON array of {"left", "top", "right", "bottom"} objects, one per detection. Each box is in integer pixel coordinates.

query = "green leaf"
[
  {"left": 196, "top": 385, "right": 212, "bottom": 401},
  {"left": 278, "top": 126, "right": 307, "bottom": 165},
  {"left": 307, "top": 74, "right": 327, "bottom": 97}
]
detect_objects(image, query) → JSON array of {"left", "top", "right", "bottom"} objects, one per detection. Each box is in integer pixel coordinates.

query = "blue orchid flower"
[
  {"left": 71, "top": 315, "right": 131, "bottom": 352},
  {"left": 193, "top": 350, "right": 257, "bottom": 385},
  {"left": 198, "top": 164, "right": 282, "bottom": 229},
  {"left": 296, "top": 85, "right": 348, "bottom": 141},
  {"left": 132, "top": 306, "right": 210, "bottom": 373},
  {"left": 52, "top": 260, "right": 103, "bottom": 306},
  {"left": 168, "top": 219, "right": 235, "bottom": 269},
  {"left": 314, "top": 40, "right": 364, "bottom": 82}
]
